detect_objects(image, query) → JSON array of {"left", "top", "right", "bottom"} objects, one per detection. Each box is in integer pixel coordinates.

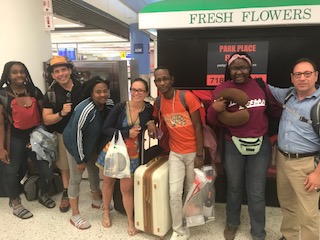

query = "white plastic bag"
[
  {"left": 183, "top": 166, "right": 216, "bottom": 227},
  {"left": 103, "top": 131, "right": 131, "bottom": 179}
]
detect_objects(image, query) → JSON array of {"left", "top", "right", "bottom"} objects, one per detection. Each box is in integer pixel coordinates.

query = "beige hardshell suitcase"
[{"left": 134, "top": 156, "right": 172, "bottom": 237}]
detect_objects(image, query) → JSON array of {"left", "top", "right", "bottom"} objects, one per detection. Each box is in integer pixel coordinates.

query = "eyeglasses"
[
  {"left": 292, "top": 71, "right": 314, "bottom": 79},
  {"left": 130, "top": 88, "right": 146, "bottom": 94},
  {"left": 154, "top": 76, "right": 171, "bottom": 84},
  {"left": 229, "top": 67, "right": 250, "bottom": 72}
]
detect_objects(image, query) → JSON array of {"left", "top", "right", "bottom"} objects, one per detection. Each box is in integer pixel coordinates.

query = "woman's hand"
[
  {"left": 0, "top": 148, "right": 10, "bottom": 164},
  {"left": 213, "top": 97, "right": 226, "bottom": 113},
  {"left": 129, "top": 125, "right": 141, "bottom": 138}
]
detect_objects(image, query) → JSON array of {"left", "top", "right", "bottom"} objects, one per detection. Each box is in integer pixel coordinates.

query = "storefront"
[{"left": 139, "top": 0, "right": 320, "bottom": 89}]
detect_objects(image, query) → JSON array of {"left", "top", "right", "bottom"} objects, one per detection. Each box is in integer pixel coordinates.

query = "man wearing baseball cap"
[{"left": 42, "top": 56, "right": 83, "bottom": 213}]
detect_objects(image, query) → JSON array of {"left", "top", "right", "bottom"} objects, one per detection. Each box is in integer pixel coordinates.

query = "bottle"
[{"left": 202, "top": 190, "right": 213, "bottom": 218}]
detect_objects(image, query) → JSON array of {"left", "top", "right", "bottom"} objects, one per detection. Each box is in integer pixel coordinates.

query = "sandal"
[
  {"left": 11, "top": 203, "right": 33, "bottom": 219},
  {"left": 39, "top": 194, "right": 56, "bottom": 208},
  {"left": 70, "top": 215, "right": 91, "bottom": 230},
  {"left": 101, "top": 210, "right": 112, "bottom": 228}
]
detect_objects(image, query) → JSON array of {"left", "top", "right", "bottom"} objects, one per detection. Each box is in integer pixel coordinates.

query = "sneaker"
[
  {"left": 170, "top": 229, "right": 190, "bottom": 240},
  {"left": 38, "top": 194, "right": 56, "bottom": 208},
  {"left": 224, "top": 225, "right": 238, "bottom": 240},
  {"left": 59, "top": 192, "right": 70, "bottom": 213}
]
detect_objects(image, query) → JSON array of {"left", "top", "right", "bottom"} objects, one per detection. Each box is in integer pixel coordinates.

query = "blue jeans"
[
  {"left": 224, "top": 136, "right": 271, "bottom": 240},
  {"left": 2, "top": 133, "right": 54, "bottom": 200}
]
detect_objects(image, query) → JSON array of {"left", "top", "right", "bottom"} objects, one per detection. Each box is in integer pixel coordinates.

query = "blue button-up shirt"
[{"left": 269, "top": 85, "right": 320, "bottom": 153}]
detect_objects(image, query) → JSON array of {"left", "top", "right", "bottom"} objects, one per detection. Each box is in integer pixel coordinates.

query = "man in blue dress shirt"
[{"left": 269, "top": 58, "right": 320, "bottom": 240}]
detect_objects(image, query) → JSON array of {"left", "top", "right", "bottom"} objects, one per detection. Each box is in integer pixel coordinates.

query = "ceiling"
[{"left": 50, "top": 0, "right": 159, "bottom": 58}]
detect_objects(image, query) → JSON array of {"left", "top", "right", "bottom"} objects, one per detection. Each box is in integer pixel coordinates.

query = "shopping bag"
[
  {"left": 183, "top": 166, "right": 216, "bottom": 227},
  {"left": 103, "top": 131, "right": 131, "bottom": 179}
]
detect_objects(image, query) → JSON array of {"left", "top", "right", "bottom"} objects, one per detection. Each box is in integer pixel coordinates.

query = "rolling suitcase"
[
  {"left": 134, "top": 155, "right": 172, "bottom": 237},
  {"left": 134, "top": 129, "right": 171, "bottom": 237}
]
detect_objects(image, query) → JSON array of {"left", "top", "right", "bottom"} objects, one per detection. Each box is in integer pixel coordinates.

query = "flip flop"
[{"left": 70, "top": 215, "right": 91, "bottom": 230}]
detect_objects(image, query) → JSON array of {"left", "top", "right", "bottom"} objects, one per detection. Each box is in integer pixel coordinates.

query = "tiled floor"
[{"left": 0, "top": 180, "right": 283, "bottom": 240}]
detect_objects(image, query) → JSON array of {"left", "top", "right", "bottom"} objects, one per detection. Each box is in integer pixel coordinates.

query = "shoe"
[
  {"left": 224, "top": 225, "right": 237, "bottom": 240},
  {"left": 38, "top": 194, "right": 56, "bottom": 208},
  {"left": 59, "top": 192, "right": 70, "bottom": 213},
  {"left": 170, "top": 229, "right": 190, "bottom": 240},
  {"left": 279, "top": 237, "right": 286, "bottom": 240}
]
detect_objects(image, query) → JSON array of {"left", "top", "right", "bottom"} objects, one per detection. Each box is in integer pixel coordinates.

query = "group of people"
[
  {"left": 0, "top": 53, "right": 319, "bottom": 240},
  {"left": 207, "top": 53, "right": 320, "bottom": 240}
]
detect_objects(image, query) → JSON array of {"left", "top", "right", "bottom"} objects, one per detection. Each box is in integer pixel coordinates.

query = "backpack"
[
  {"left": 0, "top": 89, "right": 40, "bottom": 130},
  {"left": 23, "top": 172, "right": 63, "bottom": 201},
  {"left": 23, "top": 175, "right": 39, "bottom": 201}
]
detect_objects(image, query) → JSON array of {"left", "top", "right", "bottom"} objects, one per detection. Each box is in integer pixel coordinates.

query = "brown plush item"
[{"left": 215, "top": 88, "right": 250, "bottom": 126}]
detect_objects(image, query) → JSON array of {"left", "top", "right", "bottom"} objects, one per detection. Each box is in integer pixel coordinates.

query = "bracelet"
[{"left": 58, "top": 111, "right": 64, "bottom": 117}]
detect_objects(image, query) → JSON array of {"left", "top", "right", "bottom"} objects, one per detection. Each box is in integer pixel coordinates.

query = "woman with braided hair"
[{"left": 0, "top": 61, "right": 55, "bottom": 219}]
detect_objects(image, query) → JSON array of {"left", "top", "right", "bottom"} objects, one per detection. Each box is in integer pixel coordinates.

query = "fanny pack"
[{"left": 231, "top": 136, "right": 263, "bottom": 155}]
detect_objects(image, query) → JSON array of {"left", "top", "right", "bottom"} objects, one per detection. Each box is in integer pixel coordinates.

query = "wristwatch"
[{"left": 58, "top": 111, "right": 64, "bottom": 117}]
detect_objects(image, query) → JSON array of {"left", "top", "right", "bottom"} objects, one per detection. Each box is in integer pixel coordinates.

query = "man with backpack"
[
  {"left": 147, "top": 66, "right": 204, "bottom": 240},
  {"left": 269, "top": 58, "right": 320, "bottom": 240},
  {"left": 42, "top": 56, "right": 83, "bottom": 213}
]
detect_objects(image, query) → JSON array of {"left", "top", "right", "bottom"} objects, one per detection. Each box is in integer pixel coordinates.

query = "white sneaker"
[{"left": 170, "top": 229, "right": 190, "bottom": 240}]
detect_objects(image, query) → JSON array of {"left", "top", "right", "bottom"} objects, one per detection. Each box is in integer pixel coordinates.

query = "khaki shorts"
[{"left": 55, "top": 133, "right": 69, "bottom": 170}]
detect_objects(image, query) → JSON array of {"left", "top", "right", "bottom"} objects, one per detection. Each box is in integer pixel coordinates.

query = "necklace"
[{"left": 128, "top": 101, "right": 145, "bottom": 126}]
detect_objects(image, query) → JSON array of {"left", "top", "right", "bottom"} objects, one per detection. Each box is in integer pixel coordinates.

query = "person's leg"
[
  {"left": 55, "top": 133, "right": 70, "bottom": 212},
  {"left": 276, "top": 150, "right": 299, "bottom": 240},
  {"left": 86, "top": 153, "right": 102, "bottom": 208},
  {"left": 4, "top": 134, "right": 32, "bottom": 219},
  {"left": 224, "top": 140, "right": 246, "bottom": 228},
  {"left": 65, "top": 150, "right": 90, "bottom": 229},
  {"left": 101, "top": 175, "right": 116, "bottom": 228},
  {"left": 169, "top": 151, "right": 188, "bottom": 236},
  {"left": 246, "top": 138, "right": 271, "bottom": 240},
  {"left": 29, "top": 150, "right": 55, "bottom": 208},
  {"left": 120, "top": 177, "right": 137, "bottom": 236},
  {"left": 287, "top": 156, "right": 319, "bottom": 240}
]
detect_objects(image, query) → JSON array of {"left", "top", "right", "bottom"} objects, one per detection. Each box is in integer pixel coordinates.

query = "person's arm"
[
  {"left": 42, "top": 107, "right": 64, "bottom": 125},
  {"left": 206, "top": 90, "right": 225, "bottom": 128},
  {"left": 147, "top": 103, "right": 158, "bottom": 139},
  {"left": 102, "top": 103, "right": 130, "bottom": 139},
  {"left": 190, "top": 109, "right": 204, "bottom": 168},
  {"left": 0, "top": 105, "right": 9, "bottom": 164}
]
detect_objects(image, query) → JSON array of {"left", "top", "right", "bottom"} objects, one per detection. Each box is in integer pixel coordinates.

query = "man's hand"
[
  {"left": 304, "top": 170, "right": 320, "bottom": 192},
  {"left": 194, "top": 155, "right": 204, "bottom": 168},
  {"left": 61, "top": 103, "right": 72, "bottom": 117},
  {"left": 77, "top": 163, "right": 86, "bottom": 172},
  {"left": 147, "top": 121, "right": 157, "bottom": 139}
]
